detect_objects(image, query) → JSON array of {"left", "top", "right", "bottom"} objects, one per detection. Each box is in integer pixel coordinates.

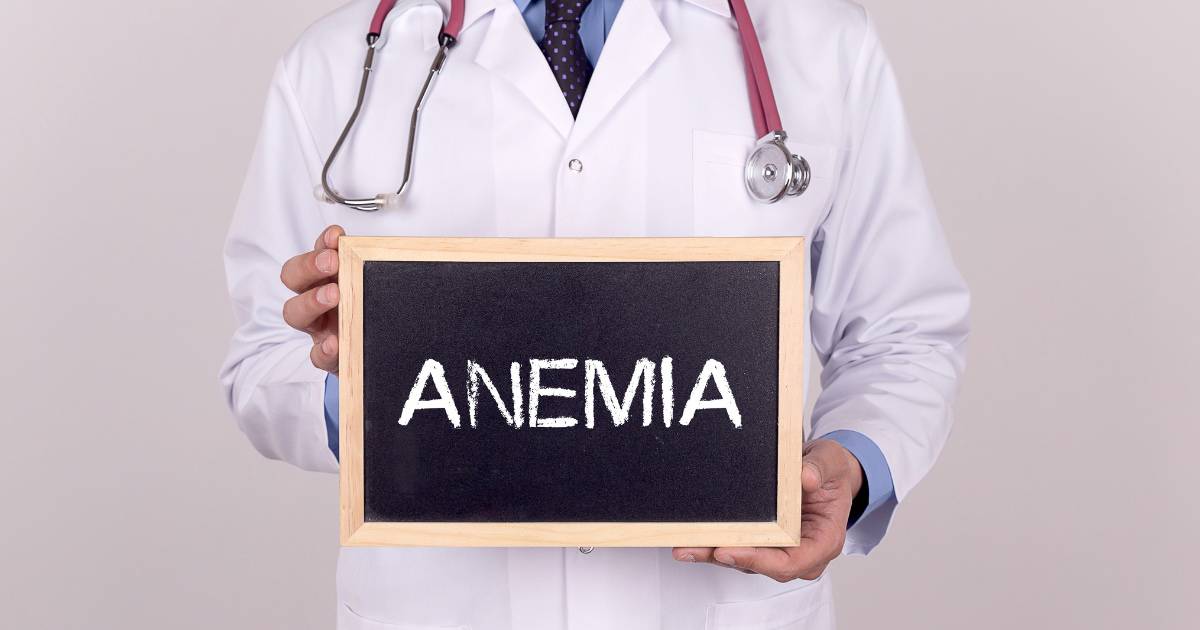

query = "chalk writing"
[{"left": 397, "top": 358, "right": 742, "bottom": 429}]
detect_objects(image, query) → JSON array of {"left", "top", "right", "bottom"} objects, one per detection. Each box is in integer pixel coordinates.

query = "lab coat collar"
[
  {"left": 474, "top": 0, "right": 576, "bottom": 137},
  {"left": 680, "top": 0, "right": 731, "bottom": 18},
  {"left": 566, "top": 0, "right": 668, "bottom": 146},
  {"left": 437, "top": 0, "right": 501, "bottom": 37},
  {"left": 469, "top": 0, "right": 730, "bottom": 140}
]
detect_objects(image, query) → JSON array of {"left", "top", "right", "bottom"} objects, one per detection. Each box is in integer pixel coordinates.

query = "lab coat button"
[
  {"left": 568, "top": 159, "right": 584, "bottom": 173},
  {"left": 579, "top": 546, "right": 594, "bottom": 554}
]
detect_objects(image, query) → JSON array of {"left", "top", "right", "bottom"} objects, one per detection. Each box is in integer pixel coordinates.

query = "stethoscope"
[{"left": 319, "top": 0, "right": 811, "bottom": 212}]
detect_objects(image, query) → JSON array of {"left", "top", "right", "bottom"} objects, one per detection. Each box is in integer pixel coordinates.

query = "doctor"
[{"left": 221, "top": 0, "right": 969, "bottom": 628}]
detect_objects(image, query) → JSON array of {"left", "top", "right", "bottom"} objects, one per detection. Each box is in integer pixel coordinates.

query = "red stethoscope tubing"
[
  {"left": 726, "top": 0, "right": 782, "bottom": 138},
  {"left": 367, "top": 0, "right": 781, "bottom": 138},
  {"left": 371, "top": 0, "right": 467, "bottom": 41}
]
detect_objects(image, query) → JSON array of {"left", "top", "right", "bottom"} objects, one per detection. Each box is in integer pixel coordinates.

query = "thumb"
[{"left": 802, "top": 458, "right": 824, "bottom": 493}]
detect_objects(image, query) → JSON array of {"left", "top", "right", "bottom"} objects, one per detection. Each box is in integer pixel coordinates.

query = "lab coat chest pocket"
[{"left": 692, "top": 130, "right": 837, "bottom": 237}]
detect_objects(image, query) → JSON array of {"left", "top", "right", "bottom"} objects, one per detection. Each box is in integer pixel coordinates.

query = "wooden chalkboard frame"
[{"left": 338, "top": 237, "right": 805, "bottom": 547}]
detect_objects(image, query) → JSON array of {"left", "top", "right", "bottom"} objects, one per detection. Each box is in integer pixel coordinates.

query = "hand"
[
  {"left": 673, "top": 439, "right": 863, "bottom": 582},
  {"left": 281, "top": 225, "right": 344, "bottom": 374}
]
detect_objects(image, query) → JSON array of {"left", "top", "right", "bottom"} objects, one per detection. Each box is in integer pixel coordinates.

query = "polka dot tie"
[{"left": 540, "top": 0, "right": 594, "bottom": 118}]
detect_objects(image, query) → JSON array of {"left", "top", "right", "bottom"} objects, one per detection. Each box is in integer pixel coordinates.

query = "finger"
[
  {"left": 672, "top": 548, "right": 716, "bottom": 563},
  {"left": 770, "top": 526, "right": 846, "bottom": 581},
  {"left": 281, "top": 248, "right": 340, "bottom": 294},
  {"left": 311, "top": 334, "right": 339, "bottom": 373},
  {"left": 713, "top": 547, "right": 799, "bottom": 582},
  {"left": 315, "top": 225, "right": 345, "bottom": 251},
  {"left": 283, "top": 283, "right": 340, "bottom": 332}
]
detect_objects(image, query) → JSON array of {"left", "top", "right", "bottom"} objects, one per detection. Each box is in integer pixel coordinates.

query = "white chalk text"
[{"left": 397, "top": 358, "right": 742, "bottom": 429}]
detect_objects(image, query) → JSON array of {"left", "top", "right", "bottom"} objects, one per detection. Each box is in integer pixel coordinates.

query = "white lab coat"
[{"left": 220, "top": 0, "right": 969, "bottom": 627}]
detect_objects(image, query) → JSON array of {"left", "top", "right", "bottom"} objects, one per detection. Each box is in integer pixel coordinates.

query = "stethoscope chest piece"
[{"left": 745, "top": 131, "right": 811, "bottom": 203}]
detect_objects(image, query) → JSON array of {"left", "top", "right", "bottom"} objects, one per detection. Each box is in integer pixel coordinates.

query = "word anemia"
[{"left": 395, "top": 358, "right": 744, "bottom": 429}]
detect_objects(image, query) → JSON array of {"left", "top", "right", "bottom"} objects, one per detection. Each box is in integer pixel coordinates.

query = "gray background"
[{"left": 2, "top": 0, "right": 1196, "bottom": 628}]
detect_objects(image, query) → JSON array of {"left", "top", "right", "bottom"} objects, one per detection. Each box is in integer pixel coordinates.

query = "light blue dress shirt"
[{"left": 322, "top": 0, "right": 895, "bottom": 527}]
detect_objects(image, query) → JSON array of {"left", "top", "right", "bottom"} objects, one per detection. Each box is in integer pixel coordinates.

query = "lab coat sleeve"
[
  {"left": 809, "top": 16, "right": 970, "bottom": 555},
  {"left": 219, "top": 60, "right": 339, "bottom": 474}
]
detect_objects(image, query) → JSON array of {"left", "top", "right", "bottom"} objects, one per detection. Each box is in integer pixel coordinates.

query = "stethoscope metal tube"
[
  {"left": 319, "top": 0, "right": 809, "bottom": 212},
  {"left": 320, "top": 32, "right": 455, "bottom": 212}
]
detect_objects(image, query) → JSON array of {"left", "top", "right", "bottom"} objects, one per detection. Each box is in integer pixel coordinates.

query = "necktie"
[{"left": 541, "top": 0, "right": 594, "bottom": 117}]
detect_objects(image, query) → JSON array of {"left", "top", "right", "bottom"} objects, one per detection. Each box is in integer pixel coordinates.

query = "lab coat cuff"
[{"left": 841, "top": 493, "right": 898, "bottom": 556}]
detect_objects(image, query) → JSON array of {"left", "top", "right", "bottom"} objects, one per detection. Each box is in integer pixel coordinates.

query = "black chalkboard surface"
[{"left": 339, "top": 238, "right": 806, "bottom": 548}]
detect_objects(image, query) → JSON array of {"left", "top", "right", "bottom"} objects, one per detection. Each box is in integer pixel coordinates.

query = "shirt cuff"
[
  {"left": 820, "top": 430, "right": 895, "bottom": 527},
  {"left": 324, "top": 373, "right": 339, "bottom": 460}
]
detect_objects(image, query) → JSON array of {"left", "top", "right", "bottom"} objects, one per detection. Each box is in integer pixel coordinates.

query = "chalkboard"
[{"left": 339, "top": 238, "right": 805, "bottom": 548}]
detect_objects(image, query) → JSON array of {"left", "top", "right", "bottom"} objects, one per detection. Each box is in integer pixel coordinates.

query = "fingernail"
[
  {"left": 323, "top": 336, "right": 337, "bottom": 355},
  {"left": 317, "top": 250, "right": 334, "bottom": 273},
  {"left": 318, "top": 284, "right": 338, "bottom": 306},
  {"left": 714, "top": 552, "right": 736, "bottom": 567},
  {"left": 679, "top": 553, "right": 695, "bottom": 563}
]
